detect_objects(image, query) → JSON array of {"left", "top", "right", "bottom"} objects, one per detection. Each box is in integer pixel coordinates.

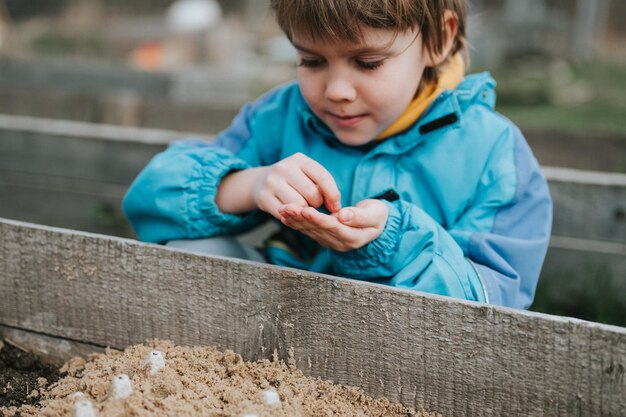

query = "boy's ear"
[{"left": 425, "top": 10, "right": 458, "bottom": 67}]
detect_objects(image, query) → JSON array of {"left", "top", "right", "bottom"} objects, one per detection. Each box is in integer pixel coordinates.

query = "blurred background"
[{"left": 0, "top": 0, "right": 624, "bottom": 325}]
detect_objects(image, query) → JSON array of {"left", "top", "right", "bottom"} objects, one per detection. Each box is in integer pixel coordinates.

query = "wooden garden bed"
[{"left": 0, "top": 218, "right": 624, "bottom": 416}]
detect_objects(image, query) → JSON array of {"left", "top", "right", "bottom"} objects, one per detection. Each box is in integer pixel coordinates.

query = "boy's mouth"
[{"left": 328, "top": 112, "right": 367, "bottom": 128}]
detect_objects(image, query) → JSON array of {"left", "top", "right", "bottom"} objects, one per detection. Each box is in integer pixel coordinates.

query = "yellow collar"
[{"left": 376, "top": 53, "right": 465, "bottom": 140}]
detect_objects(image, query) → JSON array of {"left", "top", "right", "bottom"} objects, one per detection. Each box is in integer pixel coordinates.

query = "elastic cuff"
[
  {"left": 188, "top": 149, "right": 252, "bottom": 234},
  {"left": 334, "top": 200, "right": 404, "bottom": 271}
]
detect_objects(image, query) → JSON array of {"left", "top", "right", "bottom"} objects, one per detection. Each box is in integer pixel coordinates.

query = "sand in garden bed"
[{"left": 4, "top": 340, "right": 439, "bottom": 417}]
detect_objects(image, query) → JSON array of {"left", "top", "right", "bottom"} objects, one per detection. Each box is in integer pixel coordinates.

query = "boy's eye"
[
  {"left": 356, "top": 59, "right": 385, "bottom": 70},
  {"left": 297, "top": 58, "right": 325, "bottom": 68}
]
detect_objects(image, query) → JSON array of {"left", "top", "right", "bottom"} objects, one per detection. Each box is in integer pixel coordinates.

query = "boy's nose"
[{"left": 324, "top": 71, "right": 357, "bottom": 102}]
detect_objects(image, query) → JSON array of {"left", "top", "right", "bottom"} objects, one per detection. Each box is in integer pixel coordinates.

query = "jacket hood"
[{"left": 454, "top": 72, "right": 497, "bottom": 112}]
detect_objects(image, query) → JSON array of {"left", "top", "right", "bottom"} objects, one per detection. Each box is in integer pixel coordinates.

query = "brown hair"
[{"left": 271, "top": 0, "right": 467, "bottom": 85}]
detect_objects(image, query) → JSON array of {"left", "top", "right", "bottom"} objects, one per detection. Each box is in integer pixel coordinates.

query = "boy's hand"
[
  {"left": 253, "top": 153, "right": 341, "bottom": 219},
  {"left": 278, "top": 199, "right": 388, "bottom": 252}
]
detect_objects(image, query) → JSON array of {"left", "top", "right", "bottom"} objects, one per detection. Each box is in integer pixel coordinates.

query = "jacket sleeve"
[
  {"left": 122, "top": 144, "right": 271, "bottom": 243},
  {"left": 331, "top": 126, "right": 552, "bottom": 308},
  {"left": 330, "top": 199, "right": 486, "bottom": 302},
  {"left": 448, "top": 127, "right": 553, "bottom": 309},
  {"left": 122, "top": 90, "right": 287, "bottom": 243}
]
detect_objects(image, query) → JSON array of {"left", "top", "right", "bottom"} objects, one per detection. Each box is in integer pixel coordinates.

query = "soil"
[
  {"left": 0, "top": 340, "right": 61, "bottom": 415},
  {"left": 0, "top": 340, "right": 440, "bottom": 417}
]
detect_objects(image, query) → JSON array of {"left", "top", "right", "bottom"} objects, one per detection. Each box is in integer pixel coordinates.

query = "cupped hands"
[{"left": 278, "top": 199, "right": 388, "bottom": 252}]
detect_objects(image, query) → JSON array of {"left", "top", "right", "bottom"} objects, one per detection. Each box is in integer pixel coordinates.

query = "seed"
[{"left": 111, "top": 374, "right": 133, "bottom": 399}]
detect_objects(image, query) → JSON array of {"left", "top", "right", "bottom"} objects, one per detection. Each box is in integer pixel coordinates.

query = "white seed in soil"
[
  {"left": 70, "top": 391, "right": 85, "bottom": 400},
  {"left": 147, "top": 350, "right": 166, "bottom": 374},
  {"left": 243, "top": 414, "right": 259, "bottom": 417},
  {"left": 262, "top": 388, "right": 280, "bottom": 405},
  {"left": 74, "top": 400, "right": 96, "bottom": 417},
  {"left": 111, "top": 374, "right": 133, "bottom": 399}
]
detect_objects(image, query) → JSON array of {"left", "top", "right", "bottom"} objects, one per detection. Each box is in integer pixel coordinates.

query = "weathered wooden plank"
[
  {"left": 0, "top": 175, "right": 132, "bottom": 237},
  {"left": 0, "top": 325, "right": 104, "bottom": 367},
  {"left": 0, "top": 87, "right": 239, "bottom": 133},
  {"left": 532, "top": 238, "right": 626, "bottom": 326},
  {"left": 0, "top": 218, "right": 624, "bottom": 416},
  {"left": 0, "top": 57, "right": 252, "bottom": 108},
  {"left": 0, "top": 57, "right": 171, "bottom": 98},
  {"left": 140, "top": 98, "right": 239, "bottom": 133},
  {"left": 0, "top": 115, "right": 178, "bottom": 184},
  {"left": 547, "top": 237, "right": 626, "bottom": 294},
  {"left": 525, "top": 128, "right": 626, "bottom": 174},
  {"left": 0, "top": 114, "right": 180, "bottom": 144},
  {"left": 545, "top": 167, "right": 626, "bottom": 244}
]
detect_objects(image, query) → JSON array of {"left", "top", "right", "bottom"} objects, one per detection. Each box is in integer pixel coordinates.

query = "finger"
[
  {"left": 283, "top": 207, "right": 364, "bottom": 251},
  {"left": 262, "top": 171, "right": 308, "bottom": 208},
  {"left": 299, "top": 157, "right": 342, "bottom": 213},
  {"left": 278, "top": 203, "right": 303, "bottom": 218},
  {"left": 279, "top": 205, "right": 317, "bottom": 231},
  {"left": 260, "top": 195, "right": 285, "bottom": 219},
  {"left": 337, "top": 207, "right": 374, "bottom": 228},
  {"left": 301, "top": 207, "right": 340, "bottom": 229},
  {"left": 281, "top": 205, "right": 327, "bottom": 231},
  {"left": 286, "top": 170, "right": 324, "bottom": 208},
  {"left": 274, "top": 185, "right": 309, "bottom": 208},
  {"left": 298, "top": 209, "right": 363, "bottom": 251},
  {"left": 337, "top": 200, "right": 388, "bottom": 228},
  {"left": 278, "top": 204, "right": 309, "bottom": 225}
]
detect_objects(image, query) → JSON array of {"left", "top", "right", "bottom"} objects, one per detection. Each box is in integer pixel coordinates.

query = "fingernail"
[{"left": 339, "top": 209, "right": 353, "bottom": 222}]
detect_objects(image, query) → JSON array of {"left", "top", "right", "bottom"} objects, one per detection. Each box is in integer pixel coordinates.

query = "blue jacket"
[{"left": 123, "top": 73, "right": 552, "bottom": 308}]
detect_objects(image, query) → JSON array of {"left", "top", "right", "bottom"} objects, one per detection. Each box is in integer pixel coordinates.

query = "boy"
[{"left": 123, "top": 0, "right": 552, "bottom": 309}]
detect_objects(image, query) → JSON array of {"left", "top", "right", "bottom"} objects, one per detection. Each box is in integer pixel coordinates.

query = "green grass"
[
  {"left": 31, "top": 31, "right": 107, "bottom": 57},
  {"left": 499, "top": 105, "right": 626, "bottom": 135},
  {"left": 490, "top": 58, "right": 626, "bottom": 136}
]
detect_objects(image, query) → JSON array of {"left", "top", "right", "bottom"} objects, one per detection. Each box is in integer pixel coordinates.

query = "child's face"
[{"left": 293, "top": 26, "right": 431, "bottom": 146}]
